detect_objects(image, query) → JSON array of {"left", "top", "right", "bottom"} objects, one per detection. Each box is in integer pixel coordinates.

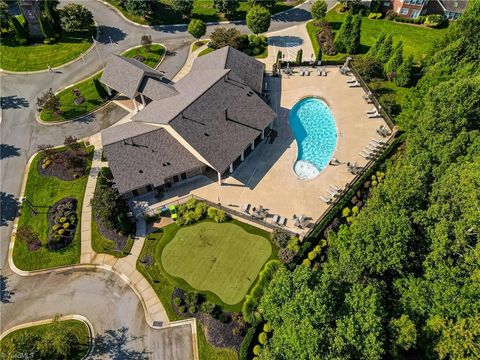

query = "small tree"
[
  {"left": 354, "top": 56, "right": 383, "bottom": 81},
  {"left": 278, "top": 247, "right": 295, "bottom": 264},
  {"left": 172, "top": 0, "right": 194, "bottom": 18},
  {"left": 209, "top": 27, "right": 241, "bottom": 49},
  {"left": 367, "top": 32, "right": 386, "bottom": 58},
  {"left": 384, "top": 41, "right": 404, "bottom": 79},
  {"left": 377, "top": 33, "right": 393, "bottom": 63},
  {"left": 316, "top": 46, "right": 322, "bottom": 62},
  {"left": 246, "top": 6, "right": 271, "bottom": 35},
  {"left": 394, "top": 55, "right": 414, "bottom": 87},
  {"left": 43, "top": 0, "right": 62, "bottom": 33},
  {"left": 213, "top": 0, "right": 239, "bottom": 15},
  {"left": 64, "top": 135, "right": 81, "bottom": 152},
  {"left": 311, "top": 0, "right": 327, "bottom": 21},
  {"left": 124, "top": 0, "right": 152, "bottom": 17},
  {"left": 334, "top": 12, "right": 353, "bottom": 53},
  {"left": 248, "top": 0, "right": 275, "bottom": 9},
  {"left": 0, "top": 0, "right": 11, "bottom": 31},
  {"left": 37, "top": 89, "right": 61, "bottom": 114},
  {"left": 39, "top": 15, "right": 57, "bottom": 42},
  {"left": 16, "top": 225, "right": 41, "bottom": 251},
  {"left": 36, "top": 317, "right": 72, "bottom": 358},
  {"left": 60, "top": 3, "right": 94, "bottom": 31},
  {"left": 188, "top": 19, "right": 206, "bottom": 40},
  {"left": 295, "top": 48, "right": 303, "bottom": 65},
  {"left": 200, "top": 301, "right": 216, "bottom": 315},
  {"left": 346, "top": 14, "right": 361, "bottom": 54},
  {"left": 141, "top": 34, "right": 152, "bottom": 52},
  {"left": 11, "top": 16, "right": 29, "bottom": 45}
]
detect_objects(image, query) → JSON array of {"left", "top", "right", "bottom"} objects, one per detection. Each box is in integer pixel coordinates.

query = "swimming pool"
[{"left": 289, "top": 97, "right": 337, "bottom": 180}]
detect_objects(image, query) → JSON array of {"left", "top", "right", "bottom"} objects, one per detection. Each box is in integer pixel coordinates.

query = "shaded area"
[
  {"left": 0, "top": 144, "right": 21, "bottom": 160},
  {"left": 97, "top": 25, "right": 127, "bottom": 44},
  {"left": 0, "top": 95, "right": 29, "bottom": 110},
  {"left": 0, "top": 192, "right": 19, "bottom": 227},
  {"left": 92, "top": 327, "right": 148, "bottom": 360},
  {"left": 0, "top": 275, "right": 15, "bottom": 303}
]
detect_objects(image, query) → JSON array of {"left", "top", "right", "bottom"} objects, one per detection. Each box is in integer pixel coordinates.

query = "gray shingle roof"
[
  {"left": 191, "top": 46, "right": 264, "bottom": 93},
  {"left": 100, "top": 54, "right": 164, "bottom": 98},
  {"left": 102, "top": 122, "right": 160, "bottom": 146},
  {"left": 138, "top": 76, "right": 178, "bottom": 101},
  {"left": 104, "top": 128, "right": 204, "bottom": 194},
  {"left": 438, "top": 0, "right": 467, "bottom": 13}
]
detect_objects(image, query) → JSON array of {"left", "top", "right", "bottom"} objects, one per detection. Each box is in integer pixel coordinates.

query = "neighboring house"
[
  {"left": 380, "top": 0, "right": 467, "bottom": 19},
  {"left": 100, "top": 46, "right": 276, "bottom": 199}
]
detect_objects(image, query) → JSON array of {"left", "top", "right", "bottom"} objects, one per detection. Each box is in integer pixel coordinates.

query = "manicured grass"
[
  {"left": 0, "top": 29, "right": 95, "bottom": 72},
  {"left": 105, "top": 0, "right": 302, "bottom": 25},
  {"left": 255, "top": 46, "right": 269, "bottom": 59},
  {"left": 192, "top": 40, "right": 208, "bottom": 52},
  {"left": 40, "top": 44, "right": 165, "bottom": 122},
  {"left": 121, "top": 44, "right": 165, "bottom": 68},
  {"left": 13, "top": 145, "right": 93, "bottom": 271},
  {"left": 40, "top": 72, "right": 104, "bottom": 122},
  {"left": 91, "top": 212, "right": 134, "bottom": 258},
  {"left": 162, "top": 222, "right": 272, "bottom": 305},
  {"left": 0, "top": 319, "right": 90, "bottom": 360},
  {"left": 307, "top": 4, "right": 448, "bottom": 63},
  {"left": 198, "top": 47, "right": 215, "bottom": 57}
]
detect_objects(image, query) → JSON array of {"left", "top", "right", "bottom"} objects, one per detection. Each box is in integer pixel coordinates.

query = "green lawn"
[
  {"left": 192, "top": 40, "right": 209, "bottom": 52},
  {"left": 162, "top": 222, "right": 272, "bottom": 305},
  {"left": 40, "top": 44, "right": 165, "bottom": 122},
  {"left": 91, "top": 212, "right": 134, "bottom": 258},
  {"left": 307, "top": 4, "right": 448, "bottom": 63},
  {"left": 198, "top": 47, "right": 215, "bottom": 57},
  {"left": 13, "top": 145, "right": 93, "bottom": 271},
  {"left": 0, "top": 29, "right": 95, "bottom": 72},
  {"left": 121, "top": 44, "right": 165, "bottom": 68},
  {"left": 106, "top": 0, "right": 302, "bottom": 25},
  {"left": 0, "top": 319, "right": 90, "bottom": 360}
]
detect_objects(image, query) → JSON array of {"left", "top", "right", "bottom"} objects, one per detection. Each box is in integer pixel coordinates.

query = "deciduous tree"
[
  {"left": 188, "top": 19, "right": 206, "bottom": 40},
  {"left": 246, "top": 6, "right": 271, "bottom": 35},
  {"left": 60, "top": 3, "right": 94, "bottom": 31}
]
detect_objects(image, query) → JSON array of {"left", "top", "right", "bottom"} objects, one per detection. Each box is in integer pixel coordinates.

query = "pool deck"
[{"left": 145, "top": 67, "right": 390, "bottom": 236}]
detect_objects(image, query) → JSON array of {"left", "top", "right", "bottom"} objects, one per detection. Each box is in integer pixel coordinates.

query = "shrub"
[
  {"left": 368, "top": 12, "right": 382, "bottom": 19},
  {"left": 425, "top": 14, "right": 445, "bottom": 28},
  {"left": 59, "top": 217, "right": 67, "bottom": 223},
  {"left": 308, "top": 251, "right": 317, "bottom": 261},
  {"left": 189, "top": 306, "right": 196, "bottom": 314},
  {"left": 352, "top": 206, "right": 359, "bottom": 216},
  {"left": 207, "top": 207, "right": 227, "bottom": 222},
  {"left": 253, "top": 345, "right": 261, "bottom": 356},
  {"left": 263, "top": 323, "right": 272, "bottom": 333},
  {"left": 178, "top": 305, "right": 186, "bottom": 313},
  {"left": 321, "top": 239, "right": 327, "bottom": 247},
  {"left": 278, "top": 247, "right": 295, "bottom": 264},
  {"left": 239, "top": 327, "right": 256, "bottom": 360},
  {"left": 302, "top": 258, "right": 311, "bottom": 267},
  {"left": 58, "top": 229, "right": 65, "bottom": 235},
  {"left": 173, "top": 297, "right": 182, "bottom": 306},
  {"left": 63, "top": 222, "right": 70, "bottom": 229},
  {"left": 295, "top": 48, "right": 303, "bottom": 65},
  {"left": 200, "top": 301, "right": 216, "bottom": 315},
  {"left": 258, "top": 331, "right": 267, "bottom": 345},
  {"left": 188, "top": 19, "right": 206, "bottom": 40},
  {"left": 287, "top": 236, "right": 300, "bottom": 253},
  {"left": 271, "top": 229, "right": 290, "bottom": 248},
  {"left": 311, "top": 0, "right": 327, "bottom": 20},
  {"left": 184, "top": 291, "right": 199, "bottom": 307},
  {"left": 313, "top": 245, "right": 321, "bottom": 253},
  {"left": 11, "top": 16, "right": 28, "bottom": 44},
  {"left": 219, "top": 312, "right": 230, "bottom": 323},
  {"left": 342, "top": 207, "right": 351, "bottom": 218},
  {"left": 16, "top": 225, "right": 40, "bottom": 247},
  {"left": 242, "top": 295, "right": 260, "bottom": 324},
  {"left": 52, "top": 224, "right": 60, "bottom": 231}
]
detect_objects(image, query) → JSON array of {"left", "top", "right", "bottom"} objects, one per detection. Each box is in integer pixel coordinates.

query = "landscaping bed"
[
  {"left": 13, "top": 144, "right": 93, "bottom": 271},
  {"left": 0, "top": 28, "right": 95, "bottom": 72},
  {"left": 37, "top": 146, "right": 90, "bottom": 180},
  {"left": 47, "top": 197, "right": 78, "bottom": 251},
  {"left": 121, "top": 43, "right": 165, "bottom": 68},
  {"left": 0, "top": 319, "right": 90, "bottom": 360}
]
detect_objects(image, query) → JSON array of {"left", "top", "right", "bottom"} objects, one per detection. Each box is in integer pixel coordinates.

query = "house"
[
  {"left": 100, "top": 46, "right": 276, "bottom": 199},
  {"left": 381, "top": 0, "right": 467, "bottom": 19}
]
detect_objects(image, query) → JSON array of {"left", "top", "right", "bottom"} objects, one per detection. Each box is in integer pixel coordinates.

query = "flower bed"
[{"left": 47, "top": 197, "right": 78, "bottom": 251}]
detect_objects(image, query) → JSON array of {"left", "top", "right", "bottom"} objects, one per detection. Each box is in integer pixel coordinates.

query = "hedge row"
[
  {"left": 242, "top": 260, "right": 282, "bottom": 324},
  {"left": 239, "top": 327, "right": 256, "bottom": 360}
]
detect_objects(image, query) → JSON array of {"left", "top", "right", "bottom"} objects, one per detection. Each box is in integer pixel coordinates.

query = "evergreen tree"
[
  {"left": 367, "top": 32, "right": 386, "bottom": 58},
  {"left": 10, "top": 16, "right": 29, "bottom": 44},
  {"left": 394, "top": 54, "right": 414, "bottom": 87},
  {"left": 125, "top": 0, "right": 152, "bottom": 17},
  {"left": 346, "top": 14, "right": 361, "bottom": 54},
  {"left": 0, "top": 0, "right": 11, "bottom": 31},
  {"left": 213, "top": 0, "right": 239, "bottom": 15},
  {"left": 172, "top": 0, "right": 194, "bottom": 18},
  {"left": 384, "top": 41, "right": 404, "bottom": 79},
  {"left": 334, "top": 12, "right": 353, "bottom": 53},
  {"left": 43, "top": 0, "right": 61, "bottom": 33},
  {"left": 39, "top": 15, "right": 56, "bottom": 41},
  {"left": 246, "top": 6, "right": 271, "bottom": 35},
  {"left": 377, "top": 33, "right": 393, "bottom": 63}
]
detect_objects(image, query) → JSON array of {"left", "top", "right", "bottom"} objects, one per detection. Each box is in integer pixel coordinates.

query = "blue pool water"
[{"left": 289, "top": 97, "right": 337, "bottom": 179}]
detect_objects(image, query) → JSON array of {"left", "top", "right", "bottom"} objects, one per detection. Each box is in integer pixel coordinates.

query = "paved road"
[{"left": 0, "top": 270, "right": 194, "bottom": 359}]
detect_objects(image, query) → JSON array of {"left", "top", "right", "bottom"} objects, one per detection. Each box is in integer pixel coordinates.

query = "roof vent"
[
  {"left": 162, "top": 163, "right": 166, "bottom": 167},
  {"left": 204, "top": 132, "right": 210, "bottom": 137},
  {"left": 139, "top": 170, "right": 143, "bottom": 173},
  {"left": 166, "top": 162, "right": 171, "bottom": 166}
]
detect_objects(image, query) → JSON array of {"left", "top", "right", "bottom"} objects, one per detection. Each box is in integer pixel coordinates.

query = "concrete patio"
[{"left": 140, "top": 67, "right": 390, "bottom": 235}]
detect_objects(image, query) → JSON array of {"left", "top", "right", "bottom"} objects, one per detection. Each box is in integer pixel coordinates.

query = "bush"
[
  {"left": 342, "top": 207, "right": 351, "bottom": 218},
  {"left": 263, "top": 323, "right": 272, "bottom": 333},
  {"left": 189, "top": 306, "right": 196, "bottom": 314},
  {"left": 271, "top": 229, "right": 290, "bottom": 248},
  {"left": 354, "top": 56, "right": 384, "bottom": 82},
  {"left": 184, "top": 290, "right": 199, "bottom": 307},
  {"left": 258, "top": 331, "right": 267, "bottom": 345},
  {"left": 253, "top": 345, "right": 261, "bottom": 356},
  {"left": 295, "top": 48, "right": 303, "bottom": 65},
  {"left": 308, "top": 251, "right": 317, "bottom": 261},
  {"left": 200, "top": 301, "right": 216, "bottom": 315},
  {"left": 239, "top": 327, "right": 256, "bottom": 360},
  {"left": 278, "top": 247, "right": 295, "bottom": 264},
  {"left": 207, "top": 207, "right": 227, "bottom": 222},
  {"left": 368, "top": 12, "right": 382, "bottom": 19},
  {"left": 173, "top": 297, "right": 182, "bottom": 306},
  {"left": 58, "top": 229, "right": 65, "bottom": 235},
  {"left": 62, "top": 222, "right": 70, "bottom": 229},
  {"left": 11, "top": 16, "right": 28, "bottom": 44},
  {"left": 242, "top": 295, "right": 259, "bottom": 324},
  {"left": 302, "top": 258, "right": 311, "bottom": 267},
  {"left": 188, "top": 18, "right": 206, "bottom": 40},
  {"left": 425, "top": 14, "right": 445, "bottom": 28},
  {"left": 52, "top": 224, "right": 60, "bottom": 231},
  {"left": 59, "top": 217, "right": 67, "bottom": 223},
  {"left": 311, "top": 0, "right": 327, "bottom": 20},
  {"left": 178, "top": 305, "right": 186, "bottom": 313}
]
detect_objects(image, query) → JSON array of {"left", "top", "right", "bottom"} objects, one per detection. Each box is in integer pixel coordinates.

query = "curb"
[
  {"left": 35, "top": 43, "right": 167, "bottom": 125},
  {"left": 0, "top": 23, "right": 100, "bottom": 75},
  {"left": 98, "top": 0, "right": 308, "bottom": 29},
  {"left": 0, "top": 314, "right": 95, "bottom": 360}
]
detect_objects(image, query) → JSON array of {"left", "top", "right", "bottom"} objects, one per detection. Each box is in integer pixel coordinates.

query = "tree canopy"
[
  {"left": 60, "top": 3, "right": 94, "bottom": 31},
  {"left": 188, "top": 19, "right": 206, "bottom": 39},
  {"left": 246, "top": 6, "right": 271, "bottom": 35},
  {"left": 311, "top": 0, "right": 328, "bottom": 20}
]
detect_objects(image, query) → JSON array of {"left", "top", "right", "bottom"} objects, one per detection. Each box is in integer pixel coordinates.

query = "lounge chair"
[
  {"left": 369, "top": 141, "right": 385, "bottom": 148},
  {"left": 278, "top": 217, "right": 286, "bottom": 226},
  {"left": 376, "top": 127, "right": 391, "bottom": 137},
  {"left": 371, "top": 138, "right": 386, "bottom": 145},
  {"left": 319, "top": 195, "right": 333, "bottom": 204},
  {"left": 367, "top": 144, "right": 381, "bottom": 152},
  {"left": 367, "top": 111, "right": 381, "bottom": 118},
  {"left": 367, "top": 108, "right": 377, "bottom": 114},
  {"left": 348, "top": 81, "right": 360, "bottom": 87},
  {"left": 299, "top": 69, "right": 304, "bottom": 76},
  {"left": 271, "top": 214, "right": 279, "bottom": 224},
  {"left": 322, "top": 67, "right": 327, "bottom": 76},
  {"left": 326, "top": 188, "right": 339, "bottom": 197},
  {"left": 304, "top": 68, "right": 310, "bottom": 76},
  {"left": 329, "top": 184, "right": 343, "bottom": 193},
  {"left": 359, "top": 152, "right": 373, "bottom": 160},
  {"left": 317, "top": 69, "right": 321, "bottom": 76},
  {"left": 347, "top": 77, "right": 357, "bottom": 84},
  {"left": 242, "top": 203, "right": 250, "bottom": 213}
]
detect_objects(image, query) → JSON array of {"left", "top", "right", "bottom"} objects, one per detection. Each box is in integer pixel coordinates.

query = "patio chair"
[
  {"left": 319, "top": 195, "right": 333, "bottom": 204},
  {"left": 272, "top": 214, "right": 279, "bottom": 224},
  {"left": 367, "top": 108, "right": 377, "bottom": 114},
  {"left": 326, "top": 188, "right": 339, "bottom": 197},
  {"left": 329, "top": 184, "right": 343, "bottom": 193},
  {"left": 278, "top": 217, "right": 286, "bottom": 226},
  {"left": 304, "top": 68, "right": 310, "bottom": 76},
  {"left": 348, "top": 81, "right": 360, "bottom": 88},
  {"left": 317, "top": 69, "right": 321, "bottom": 76},
  {"left": 347, "top": 77, "right": 357, "bottom": 83},
  {"left": 322, "top": 67, "right": 327, "bottom": 76},
  {"left": 368, "top": 111, "right": 381, "bottom": 118},
  {"left": 242, "top": 203, "right": 251, "bottom": 213},
  {"left": 371, "top": 138, "right": 386, "bottom": 145}
]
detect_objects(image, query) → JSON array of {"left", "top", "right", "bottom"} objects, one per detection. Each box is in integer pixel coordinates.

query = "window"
[
  {"left": 411, "top": 10, "right": 420, "bottom": 18},
  {"left": 400, "top": 8, "right": 409, "bottom": 15},
  {"left": 384, "top": 1, "right": 391, "bottom": 6}
]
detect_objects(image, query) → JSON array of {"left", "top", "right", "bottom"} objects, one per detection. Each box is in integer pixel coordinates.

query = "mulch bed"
[
  {"left": 47, "top": 197, "right": 78, "bottom": 251},
  {"left": 171, "top": 288, "right": 244, "bottom": 351},
  {"left": 38, "top": 149, "right": 88, "bottom": 181},
  {"left": 94, "top": 213, "right": 131, "bottom": 251}
]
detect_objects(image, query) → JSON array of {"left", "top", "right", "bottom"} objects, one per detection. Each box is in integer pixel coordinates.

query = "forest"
[{"left": 256, "top": 2, "right": 480, "bottom": 359}]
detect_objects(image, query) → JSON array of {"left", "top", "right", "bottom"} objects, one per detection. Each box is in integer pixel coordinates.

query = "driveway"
[{"left": 1, "top": 269, "right": 194, "bottom": 360}]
